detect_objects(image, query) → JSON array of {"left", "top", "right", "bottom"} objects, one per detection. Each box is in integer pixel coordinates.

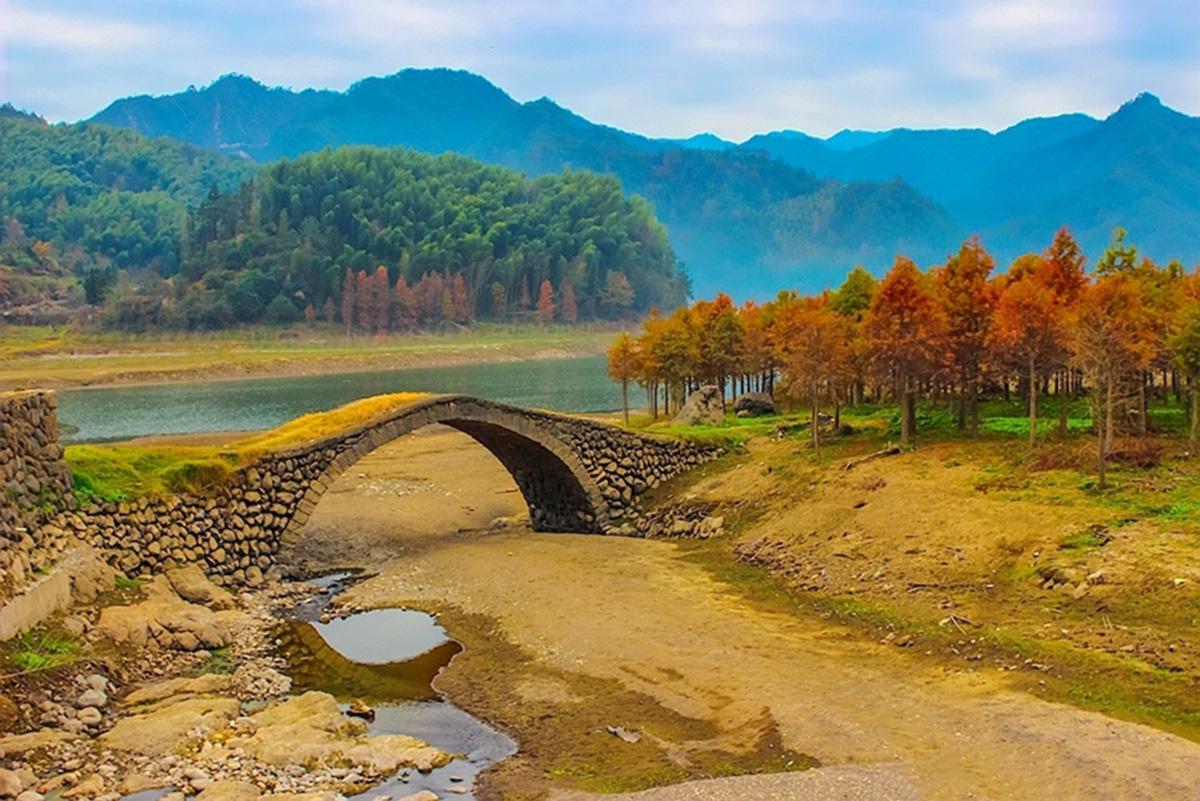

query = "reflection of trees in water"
[{"left": 275, "top": 622, "right": 462, "bottom": 703}]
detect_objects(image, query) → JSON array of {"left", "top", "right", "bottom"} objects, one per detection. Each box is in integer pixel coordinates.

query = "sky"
[{"left": 1, "top": 0, "right": 1198, "bottom": 140}]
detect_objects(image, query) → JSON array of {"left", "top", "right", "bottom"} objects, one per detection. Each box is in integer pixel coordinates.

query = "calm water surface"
[
  {"left": 58, "top": 355, "right": 620, "bottom": 442},
  {"left": 277, "top": 576, "right": 516, "bottom": 801}
]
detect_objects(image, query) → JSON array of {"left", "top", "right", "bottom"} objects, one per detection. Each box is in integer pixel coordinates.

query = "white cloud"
[{"left": 2, "top": 4, "right": 159, "bottom": 52}]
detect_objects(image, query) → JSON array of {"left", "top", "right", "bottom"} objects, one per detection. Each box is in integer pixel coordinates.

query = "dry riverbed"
[{"left": 5, "top": 427, "right": 1200, "bottom": 801}]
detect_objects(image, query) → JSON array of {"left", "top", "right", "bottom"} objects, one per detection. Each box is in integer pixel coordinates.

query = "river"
[{"left": 56, "top": 355, "right": 621, "bottom": 442}]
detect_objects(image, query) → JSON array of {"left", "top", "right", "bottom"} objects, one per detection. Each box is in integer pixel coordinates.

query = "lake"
[{"left": 57, "top": 355, "right": 623, "bottom": 442}]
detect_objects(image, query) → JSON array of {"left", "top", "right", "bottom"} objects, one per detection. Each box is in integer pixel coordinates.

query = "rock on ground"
[
  {"left": 96, "top": 576, "right": 231, "bottom": 651},
  {"left": 101, "top": 695, "right": 240, "bottom": 756},
  {"left": 167, "top": 565, "right": 237, "bottom": 610},
  {"left": 674, "top": 386, "right": 724, "bottom": 426},
  {"left": 121, "top": 674, "right": 233, "bottom": 707},
  {"left": 218, "top": 691, "right": 450, "bottom": 773},
  {"left": 733, "top": 392, "right": 776, "bottom": 417}
]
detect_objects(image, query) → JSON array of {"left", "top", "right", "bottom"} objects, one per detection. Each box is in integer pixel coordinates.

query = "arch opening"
[{"left": 279, "top": 400, "right": 612, "bottom": 557}]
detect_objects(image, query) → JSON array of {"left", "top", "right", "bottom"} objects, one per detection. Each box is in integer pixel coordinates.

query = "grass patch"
[
  {"left": 1059, "top": 529, "right": 1109, "bottom": 550},
  {"left": 196, "top": 646, "right": 233, "bottom": 675},
  {"left": 69, "top": 444, "right": 240, "bottom": 501},
  {"left": 114, "top": 574, "right": 142, "bottom": 591},
  {"left": 4, "top": 628, "right": 79, "bottom": 673}
]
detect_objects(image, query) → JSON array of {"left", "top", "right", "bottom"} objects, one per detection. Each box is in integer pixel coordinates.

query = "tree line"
[
  {"left": 609, "top": 228, "right": 1200, "bottom": 486},
  {"left": 0, "top": 115, "right": 689, "bottom": 329}
]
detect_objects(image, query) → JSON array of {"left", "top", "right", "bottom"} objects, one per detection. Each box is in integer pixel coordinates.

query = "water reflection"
[
  {"left": 276, "top": 599, "right": 515, "bottom": 801},
  {"left": 59, "top": 355, "right": 617, "bottom": 442}
]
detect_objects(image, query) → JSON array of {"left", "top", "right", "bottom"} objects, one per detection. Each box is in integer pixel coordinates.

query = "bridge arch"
[{"left": 276, "top": 396, "right": 612, "bottom": 546}]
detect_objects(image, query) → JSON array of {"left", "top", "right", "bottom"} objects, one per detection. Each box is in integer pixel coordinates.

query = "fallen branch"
[{"left": 842, "top": 444, "right": 902, "bottom": 472}]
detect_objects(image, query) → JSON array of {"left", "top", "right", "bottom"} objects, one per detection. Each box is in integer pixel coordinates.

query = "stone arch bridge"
[{"left": 34, "top": 394, "right": 718, "bottom": 584}]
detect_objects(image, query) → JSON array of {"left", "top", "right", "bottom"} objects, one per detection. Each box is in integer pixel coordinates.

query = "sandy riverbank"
[{"left": 0, "top": 326, "right": 612, "bottom": 391}]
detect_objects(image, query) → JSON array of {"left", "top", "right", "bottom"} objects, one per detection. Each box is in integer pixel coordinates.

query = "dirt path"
[{"left": 289, "top": 430, "right": 1200, "bottom": 801}]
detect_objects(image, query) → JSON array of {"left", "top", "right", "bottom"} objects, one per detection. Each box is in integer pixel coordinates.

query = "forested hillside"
[
  {"left": 92, "top": 71, "right": 960, "bottom": 296},
  {"left": 0, "top": 113, "right": 251, "bottom": 317},
  {"left": 0, "top": 115, "right": 688, "bottom": 330},
  {"left": 168, "top": 147, "right": 687, "bottom": 331}
]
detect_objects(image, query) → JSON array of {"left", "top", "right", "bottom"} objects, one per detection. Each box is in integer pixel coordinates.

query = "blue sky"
[{"left": 1, "top": 0, "right": 1197, "bottom": 139}]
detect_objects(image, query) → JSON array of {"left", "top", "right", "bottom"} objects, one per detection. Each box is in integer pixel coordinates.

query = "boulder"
[
  {"left": 122, "top": 674, "right": 233, "bottom": 707},
  {"left": 674, "top": 386, "right": 724, "bottom": 426},
  {"left": 101, "top": 695, "right": 240, "bottom": 756},
  {"left": 166, "top": 565, "right": 236, "bottom": 610},
  {"left": 196, "top": 781, "right": 262, "bottom": 801},
  {"left": 0, "top": 769, "right": 24, "bottom": 799},
  {"left": 733, "top": 392, "right": 776, "bottom": 417},
  {"left": 96, "top": 577, "right": 230, "bottom": 651},
  {"left": 0, "top": 731, "right": 78, "bottom": 757},
  {"left": 221, "top": 692, "right": 450, "bottom": 773}
]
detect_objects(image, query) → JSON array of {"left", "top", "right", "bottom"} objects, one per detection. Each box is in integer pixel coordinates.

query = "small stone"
[
  {"left": 86, "top": 674, "right": 110, "bottom": 693},
  {"left": 16, "top": 792, "right": 43, "bottom": 801},
  {"left": 76, "top": 707, "right": 103, "bottom": 726},
  {"left": 76, "top": 689, "right": 108, "bottom": 708}
]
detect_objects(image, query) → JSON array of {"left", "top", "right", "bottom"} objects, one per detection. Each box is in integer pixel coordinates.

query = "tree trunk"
[
  {"left": 969, "top": 378, "right": 980, "bottom": 436},
  {"left": 1058, "top": 369, "right": 1069, "bottom": 436},
  {"left": 1138, "top": 372, "right": 1148, "bottom": 435},
  {"left": 1028, "top": 357, "right": 1038, "bottom": 448},
  {"left": 811, "top": 389, "right": 820, "bottom": 456},
  {"left": 621, "top": 380, "right": 629, "bottom": 426},
  {"left": 956, "top": 386, "right": 966, "bottom": 431},
  {"left": 1106, "top": 381, "right": 1115, "bottom": 446},
  {"left": 1191, "top": 381, "right": 1198, "bottom": 454},
  {"left": 1097, "top": 403, "right": 1108, "bottom": 490},
  {"left": 899, "top": 377, "right": 913, "bottom": 445}
]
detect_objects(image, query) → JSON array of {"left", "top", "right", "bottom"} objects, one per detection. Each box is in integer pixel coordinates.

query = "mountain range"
[{"left": 88, "top": 70, "right": 1200, "bottom": 297}]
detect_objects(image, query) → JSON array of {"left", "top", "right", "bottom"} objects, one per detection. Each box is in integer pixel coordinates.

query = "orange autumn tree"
[
  {"left": 535, "top": 279, "right": 555, "bottom": 324},
  {"left": 1069, "top": 275, "right": 1156, "bottom": 488},
  {"left": 607, "top": 332, "right": 641, "bottom": 425},
  {"left": 933, "top": 237, "right": 996, "bottom": 434},
  {"left": 1036, "top": 228, "right": 1089, "bottom": 432},
  {"left": 775, "top": 295, "right": 849, "bottom": 454},
  {"left": 863, "top": 257, "right": 945, "bottom": 445},
  {"left": 989, "top": 271, "right": 1064, "bottom": 447}
]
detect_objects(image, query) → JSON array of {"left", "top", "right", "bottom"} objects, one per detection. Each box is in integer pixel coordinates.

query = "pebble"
[
  {"left": 76, "top": 689, "right": 108, "bottom": 709},
  {"left": 76, "top": 707, "right": 103, "bottom": 726}
]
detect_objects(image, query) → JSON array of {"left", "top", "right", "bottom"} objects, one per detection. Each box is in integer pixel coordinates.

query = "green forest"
[{"left": 0, "top": 112, "right": 689, "bottom": 330}]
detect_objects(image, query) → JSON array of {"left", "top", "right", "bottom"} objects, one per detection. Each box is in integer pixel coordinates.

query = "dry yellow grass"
[
  {"left": 67, "top": 392, "right": 432, "bottom": 501},
  {"left": 229, "top": 392, "right": 430, "bottom": 454}
]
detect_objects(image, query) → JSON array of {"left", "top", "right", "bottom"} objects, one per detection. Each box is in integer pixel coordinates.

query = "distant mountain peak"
[{"left": 1108, "top": 91, "right": 1173, "bottom": 122}]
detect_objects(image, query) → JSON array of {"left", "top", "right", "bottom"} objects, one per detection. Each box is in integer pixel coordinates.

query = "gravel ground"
[{"left": 552, "top": 763, "right": 925, "bottom": 801}]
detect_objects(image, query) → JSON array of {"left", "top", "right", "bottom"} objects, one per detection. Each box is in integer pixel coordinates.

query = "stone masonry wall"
[
  {"left": 22, "top": 394, "right": 717, "bottom": 587},
  {"left": 0, "top": 391, "right": 78, "bottom": 603}
]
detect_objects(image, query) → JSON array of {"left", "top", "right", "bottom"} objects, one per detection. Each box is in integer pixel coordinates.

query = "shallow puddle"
[{"left": 276, "top": 576, "right": 515, "bottom": 800}]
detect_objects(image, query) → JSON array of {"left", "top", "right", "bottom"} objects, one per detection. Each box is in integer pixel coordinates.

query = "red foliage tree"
[
  {"left": 989, "top": 273, "right": 1063, "bottom": 447},
  {"left": 862, "top": 257, "right": 946, "bottom": 444},
  {"left": 934, "top": 237, "right": 995, "bottom": 434},
  {"left": 536, "top": 278, "right": 555, "bottom": 324}
]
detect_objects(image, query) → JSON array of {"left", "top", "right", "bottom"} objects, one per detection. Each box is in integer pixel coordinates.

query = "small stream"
[{"left": 274, "top": 572, "right": 516, "bottom": 800}]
